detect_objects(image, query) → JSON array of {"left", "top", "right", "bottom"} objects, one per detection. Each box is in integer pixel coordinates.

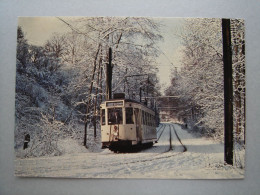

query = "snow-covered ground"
[{"left": 15, "top": 123, "right": 244, "bottom": 179}]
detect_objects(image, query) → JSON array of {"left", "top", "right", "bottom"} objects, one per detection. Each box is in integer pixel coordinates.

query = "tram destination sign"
[{"left": 106, "top": 101, "right": 124, "bottom": 107}]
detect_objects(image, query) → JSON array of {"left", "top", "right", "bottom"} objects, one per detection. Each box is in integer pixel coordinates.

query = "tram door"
[{"left": 134, "top": 108, "right": 142, "bottom": 143}]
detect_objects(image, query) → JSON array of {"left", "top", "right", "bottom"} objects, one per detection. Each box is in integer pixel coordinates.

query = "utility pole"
[
  {"left": 93, "top": 54, "right": 102, "bottom": 138},
  {"left": 139, "top": 87, "right": 142, "bottom": 102},
  {"left": 106, "top": 47, "right": 113, "bottom": 100},
  {"left": 222, "top": 18, "right": 233, "bottom": 165}
]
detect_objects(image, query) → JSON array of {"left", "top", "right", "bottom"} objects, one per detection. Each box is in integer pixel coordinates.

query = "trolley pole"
[
  {"left": 222, "top": 18, "right": 233, "bottom": 165},
  {"left": 106, "top": 47, "right": 113, "bottom": 100}
]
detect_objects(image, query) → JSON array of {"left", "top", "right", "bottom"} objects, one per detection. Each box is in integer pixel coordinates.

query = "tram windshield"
[{"left": 108, "top": 108, "right": 123, "bottom": 125}]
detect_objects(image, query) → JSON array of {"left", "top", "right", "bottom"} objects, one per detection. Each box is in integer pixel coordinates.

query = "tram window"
[
  {"left": 145, "top": 112, "right": 148, "bottom": 126},
  {"left": 147, "top": 113, "right": 149, "bottom": 126},
  {"left": 126, "top": 107, "right": 134, "bottom": 124},
  {"left": 143, "top": 111, "right": 146, "bottom": 125},
  {"left": 101, "top": 109, "right": 106, "bottom": 125},
  {"left": 142, "top": 111, "right": 145, "bottom": 125},
  {"left": 108, "top": 108, "right": 123, "bottom": 125},
  {"left": 146, "top": 112, "right": 149, "bottom": 126},
  {"left": 143, "top": 112, "right": 146, "bottom": 125}
]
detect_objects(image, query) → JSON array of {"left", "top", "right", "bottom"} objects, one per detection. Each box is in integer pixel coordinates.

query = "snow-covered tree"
[
  {"left": 15, "top": 27, "right": 72, "bottom": 157},
  {"left": 229, "top": 19, "right": 245, "bottom": 168},
  {"left": 166, "top": 18, "right": 245, "bottom": 145},
  {"left": 166, "top": 18, "right": 224, "bottom": 139},
  {"left": 231, "top": 19, "right": 245, "bottom": 143},
  {"left": 15, "top": 17, "right": 163, "bottom": 154},
  {"left": 57, "top": 17, "right": 162, "bottom": 142}
]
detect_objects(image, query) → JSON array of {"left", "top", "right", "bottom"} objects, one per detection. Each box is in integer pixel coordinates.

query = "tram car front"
[{"left": 100, "top": 97, "right": 157, "bottom": 151}]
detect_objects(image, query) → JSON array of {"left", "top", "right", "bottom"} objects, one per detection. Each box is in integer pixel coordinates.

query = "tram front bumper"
[{"left": 102, "top": 140, "right": 133, "bottom": 149}]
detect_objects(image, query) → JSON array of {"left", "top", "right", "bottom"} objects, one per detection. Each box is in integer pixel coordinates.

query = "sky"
[
  {"left": 153, "top": 18, "right": 184, "bottom": 93},
  {"left": 18, "top": 17, "right": 184, "bottom": 94},
  {"left": 18, "top": 17, "right": 70, "bottom": 45}
]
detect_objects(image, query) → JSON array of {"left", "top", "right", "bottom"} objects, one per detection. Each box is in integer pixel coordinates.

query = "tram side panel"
[
  {"left": 140, "top": 110, "right": 157, "bottom": 144},
  {"left": 141, "top": 125, "right": 157, "bottom": 143}
]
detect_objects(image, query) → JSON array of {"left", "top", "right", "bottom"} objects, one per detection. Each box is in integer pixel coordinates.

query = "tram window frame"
[
  {"left": 148, "top": 113, "right": 151, "bottom": 126},
  {"left": 143, "top": 112, "right": 146, "bottom": 125},
  {"left": 146, "top": 113, "right": 149, "bottom": 126},
  {"left": 147, "top": 113, "right": 149, "bottom": 126},
  {"left": 125, "top": 107, "right": 134, "bottom": 124},
  {"left": 142, "top": 110, "right": 144, "bottom": 125},
  {"left": 145, "top": 112, "right": 148, "bottom": 126},
  {"left": 108, "top": 108, "right": 123, "bottom": 125},
  {"left": 101, "top": 109, "right": 106, "bottom": 125}
]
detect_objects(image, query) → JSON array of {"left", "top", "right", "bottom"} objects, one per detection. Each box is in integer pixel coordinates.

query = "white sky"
[
  {"left": 18, "top": 17, "right": 184, "bottom": 94},
  {"left": 154, "top": 18, "right": 184, "bottom": 93},
  {"left": 18, "top": 17, "right": 70, "bottom": 45}
]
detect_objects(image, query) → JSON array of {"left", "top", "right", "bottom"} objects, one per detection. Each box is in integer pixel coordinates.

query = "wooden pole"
[
  {"left": 93, "top": 53, "right": 102, "bottom": 138},
  {"left": 84, "top": 44, "right": 101, "bottom": 147},
  {"left": 222, "top": 18, "right": 233, "bottom": 165},
  {"left": 106, "top": 47, "right": 112, "bottom": 100}
]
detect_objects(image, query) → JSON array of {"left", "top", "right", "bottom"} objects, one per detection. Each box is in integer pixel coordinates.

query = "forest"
[
  {"left": 15, "top": 17, "right": 245, "bottom": 159},
  {"left": 164, "top": 19, "right": 245, "bottom": 164},
  {"left": 15, "top": 17, "right": 162, "bottom": 157}
]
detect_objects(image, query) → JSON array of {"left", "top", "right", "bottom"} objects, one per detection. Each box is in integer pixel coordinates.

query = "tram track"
[
  {"left": 156, "top": 123, "right": 166, "bottom": 142},
  {"left": 141, "top": 123, "right": 176, "bottom": 154},
  {"left": 169, "top": 124, "right": 173, "bottom": 151},
  {"left": 170, "top": 123, "right": 187, "bottom": 152},
  {"left": 154, "top": 123, "right": 187, "bottom": 155},
  {"left": 156, "top": 124, "right": 164, "bottom": 133}
]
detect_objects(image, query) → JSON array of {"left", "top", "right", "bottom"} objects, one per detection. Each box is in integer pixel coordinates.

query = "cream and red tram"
[{"left": 100, "top": 98, "right": 157, "bottom": 151}]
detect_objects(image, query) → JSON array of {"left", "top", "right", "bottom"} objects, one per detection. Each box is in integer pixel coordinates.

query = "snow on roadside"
[
  {"left": 15, "top": 123, "right": 244, "bottom": 179},
  {"left": 168, "top": 123, "right": 244, "bottom": 179},
  {"left": 57, "top": 138, "right": 88, "bottom": 155}
]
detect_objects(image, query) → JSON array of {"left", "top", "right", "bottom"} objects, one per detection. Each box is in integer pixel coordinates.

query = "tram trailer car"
[{"left": 100, "top": 98, "right": 157, "bottom": 151}]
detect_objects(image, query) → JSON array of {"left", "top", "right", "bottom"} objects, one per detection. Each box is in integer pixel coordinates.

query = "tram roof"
[
  {"left": 106, "top": 98, "right": 143, "bottom": 104},
  {"left": 105, "top": 98, "right": 155, "bottom": 112}
]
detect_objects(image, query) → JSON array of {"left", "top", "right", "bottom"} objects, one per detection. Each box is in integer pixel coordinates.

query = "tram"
[{"left": 100, "top": 94, "right": 157, "bottom": 151}]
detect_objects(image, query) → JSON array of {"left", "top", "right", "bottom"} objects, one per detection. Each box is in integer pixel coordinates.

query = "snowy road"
[{"left": 15, "top": 123, "right": 244, "bottom": 179}]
